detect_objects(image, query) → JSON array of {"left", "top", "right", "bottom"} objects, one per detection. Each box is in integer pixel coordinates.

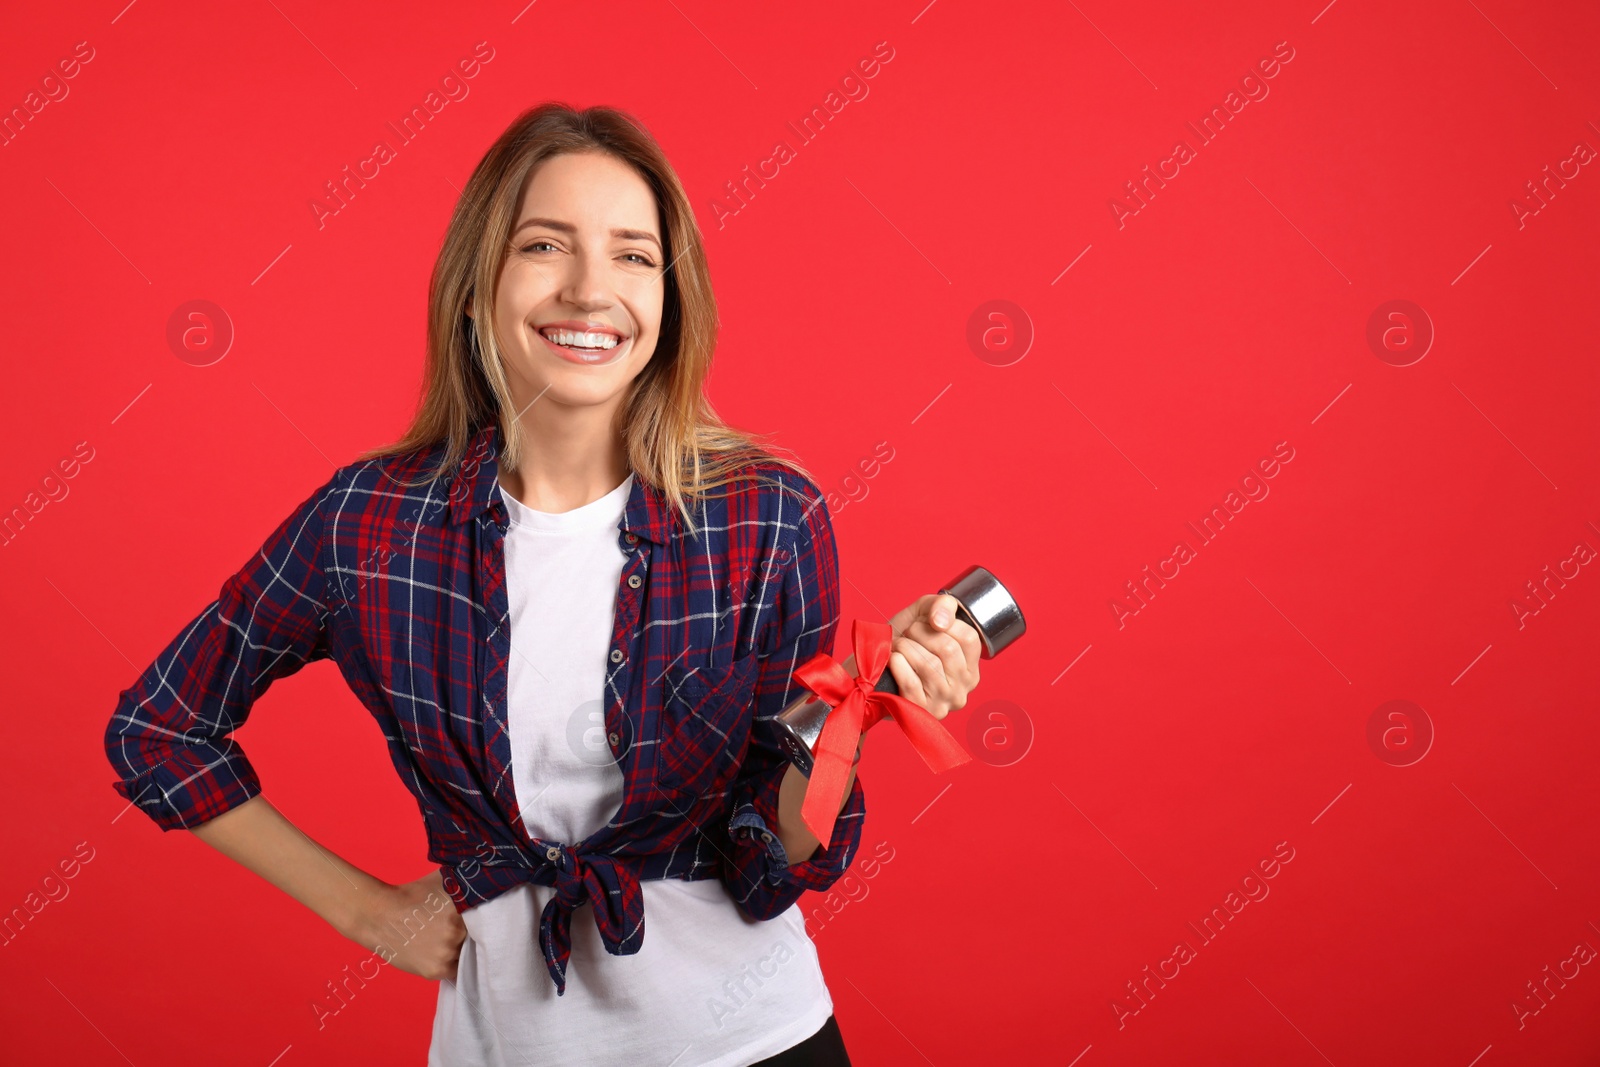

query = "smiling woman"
[{"left": 105, "top": 101, "right": 982, "bottom": 1067}]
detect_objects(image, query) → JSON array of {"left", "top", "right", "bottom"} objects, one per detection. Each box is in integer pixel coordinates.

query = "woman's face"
[{"left": 490, "top": 150, "right": 665, "bottom": 415}]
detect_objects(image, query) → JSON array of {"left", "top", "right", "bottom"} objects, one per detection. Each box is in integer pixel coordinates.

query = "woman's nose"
[{"left": 561, "top": 247, "right": 614, "bottom": 309}]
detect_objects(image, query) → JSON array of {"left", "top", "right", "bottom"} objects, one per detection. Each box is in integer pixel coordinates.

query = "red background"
[{"left": 3, "top": 1, "right": 1598, "bottom": 1064}]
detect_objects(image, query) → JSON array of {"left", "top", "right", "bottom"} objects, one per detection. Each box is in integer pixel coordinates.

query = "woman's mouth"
[{"left": 536, "top": 324, "right": 629, "bottom": 366}]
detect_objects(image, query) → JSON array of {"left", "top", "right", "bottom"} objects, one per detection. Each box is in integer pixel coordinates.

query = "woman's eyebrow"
[{"left": 512, "top": 216, "right": 662, "bottom": 251}]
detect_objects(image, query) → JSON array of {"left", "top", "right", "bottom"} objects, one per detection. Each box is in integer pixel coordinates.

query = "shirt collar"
[{"left": 445, "top": 421, "right": 675, "bottom": 545}]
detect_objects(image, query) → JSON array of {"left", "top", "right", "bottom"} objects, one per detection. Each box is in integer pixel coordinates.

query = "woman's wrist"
[
  {"left": 774, "top": 737, "right": 864, "bottom": 865},
  {"left": 329, "top": 877, "right": 395, "bottom": 945}
]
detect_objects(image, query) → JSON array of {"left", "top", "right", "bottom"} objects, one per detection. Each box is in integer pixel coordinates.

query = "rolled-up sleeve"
[
  {"left": 723, "top": 477, "right": 866, "bottom": 919},
  {"left": 105, "top": 473, "right": 340, "bottom": 830}
]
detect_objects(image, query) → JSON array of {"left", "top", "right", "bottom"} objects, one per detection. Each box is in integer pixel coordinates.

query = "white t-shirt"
[{"left": 428, "top": 473, "right": 834, "bottom": 1067}]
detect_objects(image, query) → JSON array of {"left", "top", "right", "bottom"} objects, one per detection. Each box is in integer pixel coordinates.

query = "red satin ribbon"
[{"left": 793, "top": 618, "right": 971, "bottom": 845}]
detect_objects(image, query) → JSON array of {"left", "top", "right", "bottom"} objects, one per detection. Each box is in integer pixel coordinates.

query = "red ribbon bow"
[{"left": 793, "top": 618, "right": 972, "bottom": 845}]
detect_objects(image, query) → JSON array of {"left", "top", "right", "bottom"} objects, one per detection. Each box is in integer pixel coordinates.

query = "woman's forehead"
[{"left": 517, "top": 152, "right": 659, "bottom": 235}]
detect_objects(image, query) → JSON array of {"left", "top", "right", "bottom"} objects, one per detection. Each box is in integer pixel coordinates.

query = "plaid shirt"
[{"left": 104, "top": 422, "right": 865, "bottom": 995}]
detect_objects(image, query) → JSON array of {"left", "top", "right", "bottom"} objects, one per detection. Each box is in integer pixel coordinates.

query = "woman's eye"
[{"left": 516, "top": 241, "right": 654, "bottom": 267}]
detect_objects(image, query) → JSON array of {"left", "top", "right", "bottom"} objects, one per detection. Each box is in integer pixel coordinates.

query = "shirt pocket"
[{"left": 654, "top": 653, "right": 762, "bottom": 797}]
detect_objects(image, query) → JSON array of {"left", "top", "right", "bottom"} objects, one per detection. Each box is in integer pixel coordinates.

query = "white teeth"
[{"left": 541, "top": 328, "right": 620, "bottom": 350}]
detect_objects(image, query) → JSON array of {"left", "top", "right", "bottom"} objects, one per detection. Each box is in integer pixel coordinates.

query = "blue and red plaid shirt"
[{"left": 104, "top": 422, "right": 865, "bottom": 994}]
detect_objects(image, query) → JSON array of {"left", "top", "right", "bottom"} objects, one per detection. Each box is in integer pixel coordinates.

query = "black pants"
[{"left": 746, "top": 1015, "right": 852, "bottom": 1066}]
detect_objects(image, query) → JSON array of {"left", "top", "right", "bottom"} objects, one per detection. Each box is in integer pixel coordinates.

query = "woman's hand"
[
  {"left": 347, "top": 868, "right": 468, "bottom": 981},
  {"left": 880, "top": 592, "right": 982, "bottom": 721}
]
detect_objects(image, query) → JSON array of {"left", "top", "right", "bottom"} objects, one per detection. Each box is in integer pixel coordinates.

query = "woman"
[{"left": 105, "top": 102, "right": 981, "bottom": 1066}]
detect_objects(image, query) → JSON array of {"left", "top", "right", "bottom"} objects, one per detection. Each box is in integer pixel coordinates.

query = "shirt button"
[
  {"left": 546, "top": 846, "right": 561, "bottom": 863},
  {"left": 608, "top": 731, "right": 621, "bottom": 747},
  {"left": 610, "top": 648, "right": 624, "bottom": 663},
  {"left": 627, "top": 574, "right": 642, "bottom": 589},
  {"left": 624, "top": 532, "right": 639, "bottom": 545},
  {"left": 760, "top": 832, "right": 773, "bottom": 843}
]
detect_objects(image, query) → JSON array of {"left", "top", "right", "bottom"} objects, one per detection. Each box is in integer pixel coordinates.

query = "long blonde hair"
[{"left": 361, "top": 101, "right": 812, "bottom": 532}]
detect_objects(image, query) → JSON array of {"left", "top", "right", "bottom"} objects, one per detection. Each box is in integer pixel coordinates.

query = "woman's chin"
[{"left": 517, "top": 369, "right": 630, "bottom": 409}]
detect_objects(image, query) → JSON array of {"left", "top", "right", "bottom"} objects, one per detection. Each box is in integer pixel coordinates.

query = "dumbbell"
[{"left": 775, "top": 564, "right": 1027, "bottom": 776}]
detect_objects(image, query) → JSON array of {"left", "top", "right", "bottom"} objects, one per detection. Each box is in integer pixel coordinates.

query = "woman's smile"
[{"left": 535, "top": 320, "right": 631, "bottom": 366}]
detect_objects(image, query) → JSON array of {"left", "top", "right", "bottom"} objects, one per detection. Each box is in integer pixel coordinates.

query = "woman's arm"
[
  {"left": 720, "top": 480, "right": 867, "bottom": 918},
  {"left": 105, "top": 472, "right": 462, "bottom": 980},
  {"left": 189, "top": 795, "right": 464, "bottom": 980},
  {"left": 774, "top": 740, "right": 861, "bottom": 866},
  {"left": 770, "top": 590, "right": 980, "bottom": 863}
]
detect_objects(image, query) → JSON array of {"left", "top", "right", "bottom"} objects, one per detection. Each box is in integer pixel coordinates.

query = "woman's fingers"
[
  {"left": 891, "top": 635, "right": 959, "bottom": 717},
  {"left": 903, "top": 622, "right": 967, "bottom": 675},
  {"left": 881, "top": 592, "right": 985, "bottom": 717},
  {"left": 908, "top": 619, "right": 978, "bottom": 680},
  {"left": 372, "top": 870, "right": 469, "bottom": 981},
  {"left": 886, "top": 594, "right": 935, "bottom": 638},
  {"left": 886, "top": 647, "right": 931, "bottom": 716}
]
